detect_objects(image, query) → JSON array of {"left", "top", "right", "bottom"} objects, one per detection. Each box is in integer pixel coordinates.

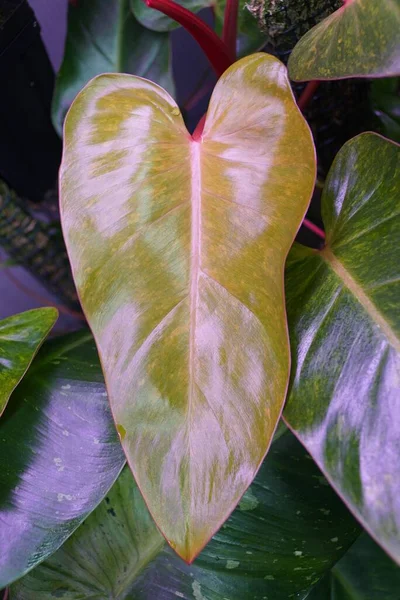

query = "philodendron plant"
[{"left": 1, "top": 0, "right": 400, "bottom": 598}]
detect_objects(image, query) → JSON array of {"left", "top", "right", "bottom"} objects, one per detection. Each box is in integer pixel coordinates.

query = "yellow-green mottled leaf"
[
  {"left": 288, "top": 0, "right": 400, "bottom": 81},
  {"left": 284, "top": 133, "right": 400, "bottom": 564},
  {"left": 60, "top": 53, "right": 315, "bottom": 563},
  {"left": 0, "top": 308, "right": 57, "bottom": 417}
]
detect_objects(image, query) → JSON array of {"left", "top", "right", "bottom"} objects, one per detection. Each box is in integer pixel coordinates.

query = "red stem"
[
  {"left": 302, "top": 218, "right": 325, "bottom": 240},
  {"left": 3, "top": 589, "right": 9, "bottom": 600},
  {"left": 192, "top": 114, "right": 207, "bottom": 140},
  {"left": 298, "top": 80, "right": 320, "bottom": 111},
  {"left": 222, "top": 0, "right": 239, "bottom": 59},
  {"left": 144, "top": 0, "right": 234, "bottom": 77}
]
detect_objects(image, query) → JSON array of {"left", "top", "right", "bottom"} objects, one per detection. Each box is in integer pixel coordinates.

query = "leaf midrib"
[
  {"left": 186, "top": 138, "right": 202, "bottom": 546},
  {"left": 321, "top": 247, "right": 400, "bottom": 353}
]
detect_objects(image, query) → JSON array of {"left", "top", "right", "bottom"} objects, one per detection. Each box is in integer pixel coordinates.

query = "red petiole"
[
  {"left": 144, "top": 0, "right": 234, "bottom": 77},
  {"left": 298, "top": 80, "right": 320, "bottom": 111},
  {"left": 222, "top": 0, "right": 239, "bottom": 59},
  {"left": 302, "top": 218, "right": 326, "bottom": 241}
]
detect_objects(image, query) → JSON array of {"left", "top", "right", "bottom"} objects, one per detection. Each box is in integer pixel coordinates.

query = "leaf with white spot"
[
  {"left": 0, "top": 330, "right": 125, "bottom": 588},
  {"left": 284, "top": 133, "right": 400, "bottom": 564},
  {"left": 308, "top": 533, "right": 400, "bottom": 598},
  {"left": 12, "top": 431, "right": 360, "bottom": 599}
]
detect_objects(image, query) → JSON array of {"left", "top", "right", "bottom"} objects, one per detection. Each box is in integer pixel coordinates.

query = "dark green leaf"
[
  {"left": 288, "top": 0, "right": 400, "bottom": 81},
  {"left": 284, "top": 133, "right": 400, "bottom": 564},
  {"left": 12, "top": 431, "right": 360, "bottom": 600},
  {"left": 52, "top": 0, "right": 174, "bottom": 136},
  {"left": 308, "top": 533, "right": 400, "bottom": 599},
  {"left": 0, "top": 308, "right": 57, "bottom": 417},
  {"left": 371, "top": 78, "right": 400, "bottom": 144},
  {"left": 0, "top": 331, "right": 125, "bottom": 588}
]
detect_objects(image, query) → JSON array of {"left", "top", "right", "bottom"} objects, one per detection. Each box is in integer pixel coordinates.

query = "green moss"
[{"left": 248, "top": 0, "right": 342, "bottom": 50}]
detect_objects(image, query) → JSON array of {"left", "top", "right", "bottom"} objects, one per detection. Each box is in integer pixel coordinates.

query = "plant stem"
[
  {"left": 302, "top": 218, "right": 325, "bottom": 240},
  {"left": 298, "top": 80, "right": 320, "bottom": 111},
  {"left": 144, "top": 0, "right": 234, "bottom": 76},
  {"left": 222, "top": 0, "right": 239, "bottom": 59}
]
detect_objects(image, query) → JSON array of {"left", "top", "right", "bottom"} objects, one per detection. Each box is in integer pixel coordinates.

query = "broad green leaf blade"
[
  {"left": 130, "top": 0, "right": 209, "bottom": 31},
  {"left": 0, "top": 331, "right": 125, "bottom": 588},
  {"left": 308, "top": 533, "right": 400, "bottom": 599},
  {"left": 0, "top": 308, "right": 57, "bottom": 416},
  {"left": 288, "top": 0, "right": 400, "bottom": 81},
  {"left": 12, "top": 432, "right": 360, "bottom": 600},
  {"left": 60, "top": 53, "right": 316, "bottom": 562},
  {"left": 284, "top": 133, "right": 400, "bottom": 564},
  {"left": 52, "top": 0, "right": 174, "bottom": 136}
]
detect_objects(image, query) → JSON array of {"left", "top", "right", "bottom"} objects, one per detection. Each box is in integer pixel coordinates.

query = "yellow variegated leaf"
[{"left": 60, "top": 53, "right": 315, "bottom": 562}]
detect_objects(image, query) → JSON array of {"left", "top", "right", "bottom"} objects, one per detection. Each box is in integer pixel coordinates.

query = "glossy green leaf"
[
  {"left": 130, "top": 0, "right": 266, "bottom": 56},
  {"left": 0, "top": 308, "right": 57, "bottom": 417},
  {"left": 288, "top": 0, "right": 400, "bottom": 81},
  {"left": 308, "top": 533, "right": 400, "bottom": 599},
  {"left": 52, "top": 0, "right": 174, "bottom": 136},
  {"left": 60, "top": 53, "right": 315, "bottom": 562},
  {"left": 284, "top": 133, "right": 400, "bottom": 564},
  {"left": 0, "top": 331, "right": 125, "bottom": 588},
  {"left": 12, "top": 431, "right": 360, "bottom": 600}
]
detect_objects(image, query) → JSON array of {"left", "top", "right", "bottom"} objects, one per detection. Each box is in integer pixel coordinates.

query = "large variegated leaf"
[
  {"left": 284, "top": 133, "right": 400, "bottom": 564},
  {"left": 0, "top": 308, "right": 57, "bottom": 417},
  {"left": 60, "top": 53, "right": 316, "bottom": 562},
  {"left": 0, "top": 331, "right": 125, "bottom": 588},
  {"left": 309, "top": 533, "right": 400, "bottom": 599},
  {"left": 288, "top": 0, "right": 400, "bottom": 81},
  {"left": 52, "top": 0, "right": 174, "bottom": 136},
  {"left": 11, "top": 431, "right": 360, "bottom": 600}
]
